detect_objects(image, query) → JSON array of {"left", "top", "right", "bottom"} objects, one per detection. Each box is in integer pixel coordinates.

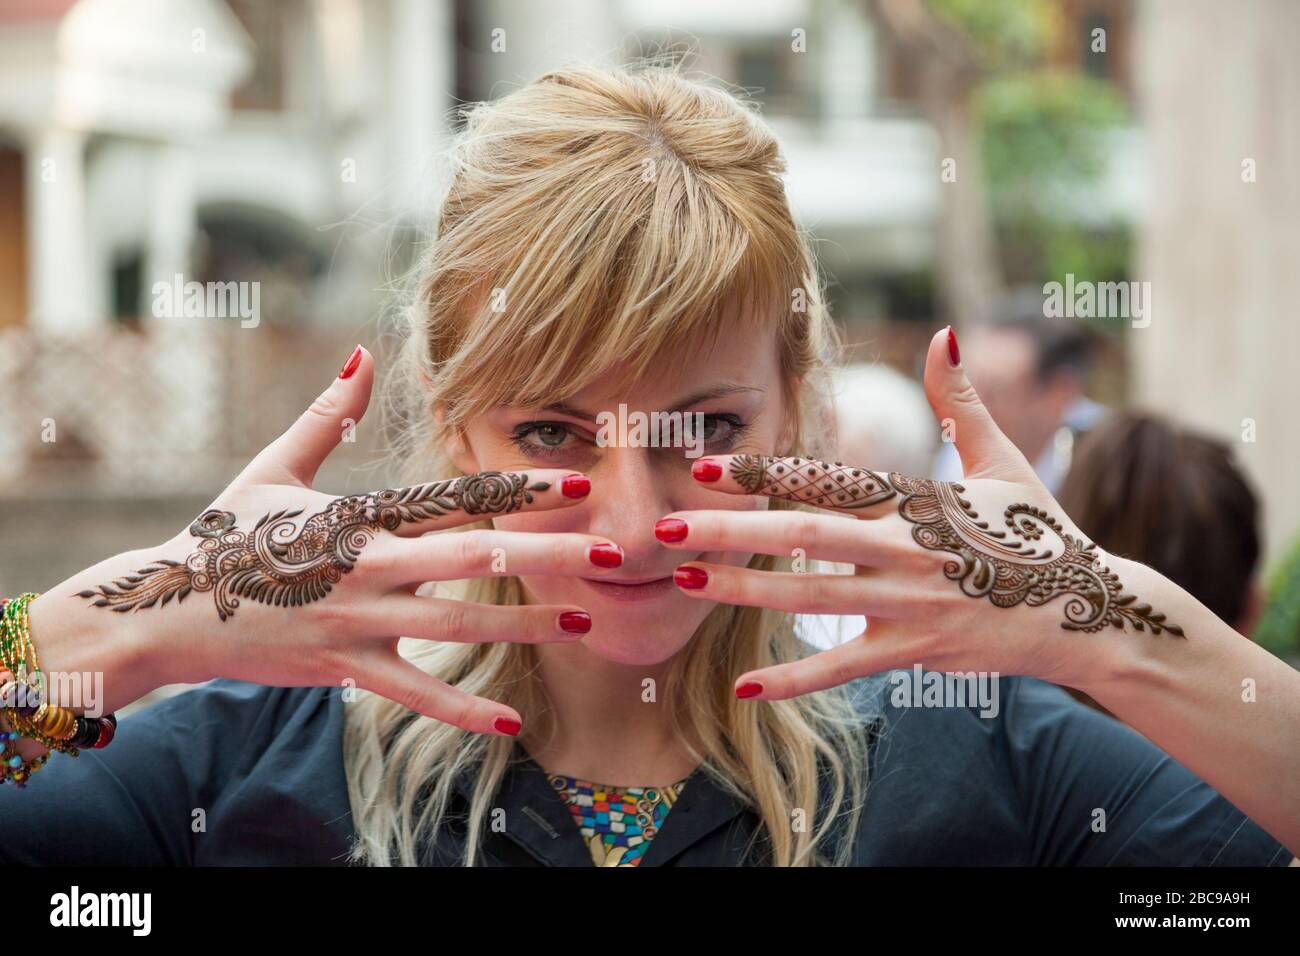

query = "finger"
[
  {"left": 672, "top": 562, "right": 908, "bottom": 616},
  {"left": 241, "top": 344, "right": 375, "bottom": 488},
  {"left": 355, "top": 594, "right": 592, "bottom": 644},
  {"left": 359, "top": 651, "right": 523, "bottom": 736},
  {"left": 344, "top": 468, "right": 593, "bottom": 538},
  {"left": 922, "top": 326, "right": 1034, "bottom": 482},
  {"left": 689, "top": 454, "right": 898, "bottom": 516},
  {"left": 365, "top": 529, "right": 624, "bottom": 587},
  {"left": 733, "top": 626, "right": 902, "bottom": 701},
  {"left": 653, "top": 509, "right": 887, "bottom": 566}
]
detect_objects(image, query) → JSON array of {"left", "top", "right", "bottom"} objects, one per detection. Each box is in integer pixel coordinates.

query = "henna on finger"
[
  {"left": 728, "top": 455, "right": 1184, "bottom": 637},
  {"left": 76, "top": 472, "right": 550, "bottom": 621}
]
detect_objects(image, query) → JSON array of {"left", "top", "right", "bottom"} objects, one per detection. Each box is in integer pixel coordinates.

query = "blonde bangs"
[{"left": 419, "top": 64, "right": 814, "bottom": 426}]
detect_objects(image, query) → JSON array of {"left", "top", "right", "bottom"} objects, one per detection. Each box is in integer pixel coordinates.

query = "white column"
[
  {"left": 390, "top": 0, "right": 453, "bottom": 209},
  {"left": 25, "top": 127, "right": 95, "bottom": 330},
  {"left": 143, "top": 143, "right": 196, "bottom": 300},
  {"left": 823, "top": 0, "right": 874, "bottom": 127},
  {"left": 140, "top": 142, "right": 218, "bottom": 489}
]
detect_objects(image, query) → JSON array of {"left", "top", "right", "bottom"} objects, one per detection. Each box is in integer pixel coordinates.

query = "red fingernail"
[
  {"left": 654, "top": 518, "right": 688, "bottom": 543},
  {"left": 588, "top": 543, "right": 623, "bottom": 568},
  {"left": 339, "top": 345, "right": 363, "bottom": 379},
  {"left": 493, "top": 716, "right": 521, "bottom": 736},
  {"left": 561, "top": 474, "right": 590, "bottom": 499},
  {"left": 674, "top": 566, "right": 708, "bottom": 589},
  {"left": 946, "top": 327, "right": 960, "bottom": 368},
  {"left": 736, "top": 680, "right": 763, "bottom": 699},
  {"left": 692, "top": 458, "right": 723, "bottom": 482},
  {"left": 558, "top": 611, "right": 592, "bottom": 634}
]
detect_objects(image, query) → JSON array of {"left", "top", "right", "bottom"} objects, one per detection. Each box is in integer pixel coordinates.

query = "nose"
[{"left": 585, "top": 448, "right": 684, "bottom": 575}]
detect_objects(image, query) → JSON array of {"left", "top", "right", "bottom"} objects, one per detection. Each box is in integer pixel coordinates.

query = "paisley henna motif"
[
  {"left": 78, "top": 472, "right": 550, "bottom": 621},
  {"left": 727, "top": 455, "right": 1184, "bottom": 637}
]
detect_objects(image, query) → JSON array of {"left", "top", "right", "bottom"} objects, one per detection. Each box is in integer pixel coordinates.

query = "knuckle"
[
  {"left": 304, "top": 389, "right": 343, "bottom": 422},
  {"left": 437, "top": 603, "right": 471, "bottom": 642},
  {"left": 308, "top": 598, "right": 356, "bottom": 637},
  {"left": 317, "top": 644, "right": 356, "bottom": 682},
  {"left": 391, "top": 682, "right": 430, "bottom": 716},
  {"left": 792, "top": 513, "right": 822, "bottom": 556},
  {"left": 453, "top": 530, "right": 490, "bottom": 572},
  {"left": 805, "top": 574, "right": 834, "bottom": 611},
  {"left": 831, "top": 654, "right": 859, "bottom": 689},
  {"left": 357, "top": 538, "right": 397, "bottom": 579},
  {"left": 551, "top": 535, "right": 573, "bottom": 570},
  {"left": 449, "top": 694, "right": 476, "bottom": 731},
  {"left": 951, "top": 382, "right": 985, "bottom": 412}
]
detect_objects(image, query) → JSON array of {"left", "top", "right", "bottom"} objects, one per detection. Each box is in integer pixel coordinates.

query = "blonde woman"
[{"left": 1, "top": 65, "right": 1296, "bottom": 867}]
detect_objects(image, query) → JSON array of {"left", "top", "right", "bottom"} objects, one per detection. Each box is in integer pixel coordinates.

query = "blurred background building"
[{"left": 1, "top": 0, "right": 1297, "bottom": 660}]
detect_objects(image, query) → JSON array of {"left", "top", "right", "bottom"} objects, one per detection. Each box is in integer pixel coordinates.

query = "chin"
[{"left": 575, "top": 626, "right": 695, "bottom": 666}]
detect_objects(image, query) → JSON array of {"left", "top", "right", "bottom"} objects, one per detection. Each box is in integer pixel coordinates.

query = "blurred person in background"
[
  {"left": 933, "top": 294, "right": 1105, "bottom": 494},
  {"left": 1057, "top": 411, "right": 1264, "bottom": 716}
]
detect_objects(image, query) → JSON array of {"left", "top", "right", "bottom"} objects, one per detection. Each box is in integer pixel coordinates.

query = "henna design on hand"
[
  {"left": 77, "top": 472, "right": 550, "bottom": 621},
  {"left": 729, "top": 455, "right": 1184, "bottom": 637},
  {"left": 729, "top": 455, "right": 897, "bottom": 508}
]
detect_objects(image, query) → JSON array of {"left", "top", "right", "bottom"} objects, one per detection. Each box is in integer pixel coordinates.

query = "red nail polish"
[
  {"left": 654, "top": 518, "right": 688, "bottom": 543},
  {"left": 588, "top": 543, "right": 623, "bottom": 568},
  {"left": 561, "top": 474, "right": 590, "bottom": 499},
  {"left": 493, "top": 716, "right": 521, "bottom": 736},
  {"left": 674, "top": 566, "right": 708, "bottom": 589},
  {"left": 736, "top": 680, "right": 763, "bottom": 699},
  {"left": 339, "top": 345, "right": 363, "bottom": 379},
  {"left": 946, "top": 327, "right": 960, "bottom": 368},
  {"left": 692, "top": 458, "right": 723, "bottom": 482},
  {"left": 558, "top": 611, "right": 592, "bottom": 634}
]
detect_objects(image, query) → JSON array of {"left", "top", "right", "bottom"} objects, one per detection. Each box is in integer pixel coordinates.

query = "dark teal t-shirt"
[{"left": 0, "top": 673, "right": 1290, "bottom": 866}]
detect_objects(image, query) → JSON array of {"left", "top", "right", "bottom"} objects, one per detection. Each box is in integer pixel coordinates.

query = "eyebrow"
[{"left": 537, "top": 384, "right": 765, "bottom": 423}]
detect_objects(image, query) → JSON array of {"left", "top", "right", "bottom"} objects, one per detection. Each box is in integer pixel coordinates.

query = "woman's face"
[{"left": 448, "top": 329, "right": 788, "bottom": 665}]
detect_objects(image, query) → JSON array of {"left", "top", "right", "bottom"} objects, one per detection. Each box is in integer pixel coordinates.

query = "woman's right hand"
[{"left": 24, "top": 346, "right": 614, "bottom": 736}]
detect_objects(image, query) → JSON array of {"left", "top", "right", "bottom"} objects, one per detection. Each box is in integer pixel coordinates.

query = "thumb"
[
  {"left": 240, "top": 344, "right": 375, "bottom": 488},
  {"left": 923, "top": 327, "right": 1033, "bottom": 482}
]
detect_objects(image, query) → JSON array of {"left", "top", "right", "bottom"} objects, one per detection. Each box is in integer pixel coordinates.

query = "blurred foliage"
[
  {"left": 980, "top": 73, "right": 1129, "bottom": 284},
  {"left": 927, "top": 0, "right": 1131, "bottom": 286},
  {"left": 929, "top": 0, "right": 1057, "bottom": 70},
  {"left": 1254, "top": 535, "right": 1300, "bottom": 658}
]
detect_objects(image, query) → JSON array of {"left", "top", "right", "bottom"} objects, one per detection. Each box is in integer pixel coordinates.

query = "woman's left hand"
[{"left": 655, "top": 327, "right": 1187, "bottom": 700}]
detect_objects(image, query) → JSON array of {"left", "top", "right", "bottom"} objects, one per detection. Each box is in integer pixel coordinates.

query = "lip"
[{"left": 579, "top": 575, "right": 675, "bottom": 602}]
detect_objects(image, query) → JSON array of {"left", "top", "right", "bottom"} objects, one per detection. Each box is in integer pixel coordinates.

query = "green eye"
[{"left": 535, "top": 424, "right": 568, "bottom": 447}]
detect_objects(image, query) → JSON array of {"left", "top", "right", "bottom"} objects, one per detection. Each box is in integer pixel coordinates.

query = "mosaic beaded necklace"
[{"left": 546, "top": 772, "right": 689, "bottom": 867}]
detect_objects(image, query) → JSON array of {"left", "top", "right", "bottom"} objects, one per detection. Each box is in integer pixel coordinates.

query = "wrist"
[
  {"left": 25, "top": 590, "right": 174, "bottom": 714},
  {"left": 1065, "top": 554, "right": 1190, "bottom": 704}
]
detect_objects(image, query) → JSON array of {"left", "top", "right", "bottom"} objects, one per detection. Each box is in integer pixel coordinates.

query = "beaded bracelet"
[{"left": 1, "top": 594, "right": 118, "bottom": 787}]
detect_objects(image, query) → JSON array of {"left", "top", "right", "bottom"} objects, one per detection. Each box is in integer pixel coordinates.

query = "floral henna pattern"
[
  {"left": 728, "top": 455, "right": 1184, "bottom": 637},
  {"left": 77, "top": 472, "right": 550, "bottom": 621}
]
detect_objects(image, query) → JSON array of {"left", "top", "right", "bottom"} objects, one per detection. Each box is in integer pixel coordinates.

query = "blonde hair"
[{"left": 344, "top": 61, "right": 869, "bottom": 866}]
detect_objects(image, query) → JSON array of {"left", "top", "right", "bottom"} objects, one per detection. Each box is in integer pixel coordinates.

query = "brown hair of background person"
[{"left": 1057, "top": 411, "right": 1264, "bottom": 715}]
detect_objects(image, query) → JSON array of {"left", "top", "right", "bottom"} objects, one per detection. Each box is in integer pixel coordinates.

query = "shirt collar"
[{"left": 452, "top": 749, "right": 752, "bottom": 866}]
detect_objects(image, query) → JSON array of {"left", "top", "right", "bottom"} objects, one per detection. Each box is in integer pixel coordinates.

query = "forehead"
[{"left": 560, "top": 325, "right": 781, "bottom": 412}]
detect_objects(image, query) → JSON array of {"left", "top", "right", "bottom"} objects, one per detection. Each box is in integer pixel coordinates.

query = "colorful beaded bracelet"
[{"left": 1, "top": 593, "right": 118, "bottom": 787}]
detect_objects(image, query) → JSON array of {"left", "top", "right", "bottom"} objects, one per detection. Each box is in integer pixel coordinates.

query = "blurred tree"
[
  {"left": 870, "top": 0, "right": 1129, "bottom": 322},
  {"left": 1254, "top": 536, "right": 1300, "bottom": 661}
]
